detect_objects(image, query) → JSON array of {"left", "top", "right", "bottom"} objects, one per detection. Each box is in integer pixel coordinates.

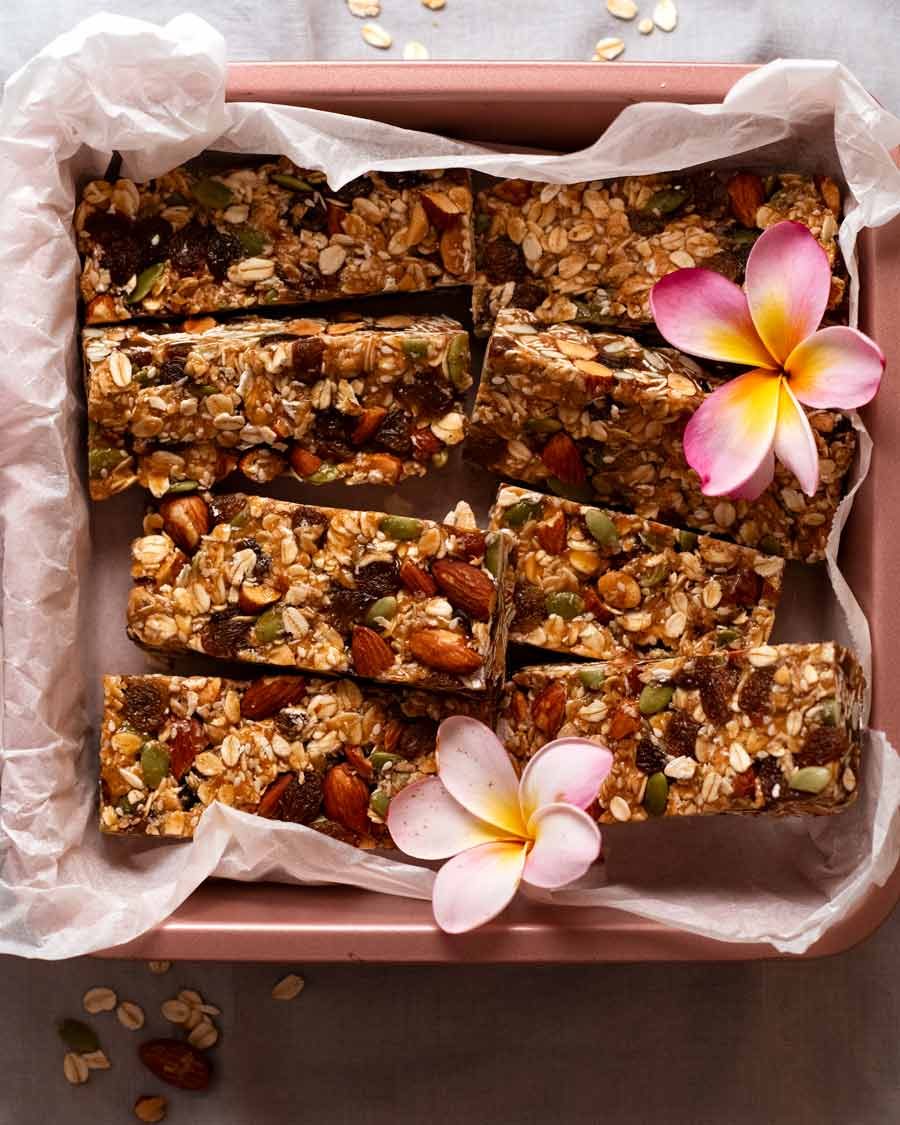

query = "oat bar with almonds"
[
  {"left": 490, "top": 485, "right": 783, "bottom": 661},
  {"left": 76, "top": 161, "right": 475, "bottom": 324},
  {"left": 83, "top": 312, "right": 471, "bottom": 500},
  {"left": 466, "top": 309, "right": 856, "bottom": 562},
  {"left": 472, "top": 170, "right": 844, "bottom": 335},
  {"left": 500, "top": 643, "right": 864, "bottom": 822},
  {"left": 127, "top": 492, "right": 513, "bottom": 695},
  {"left": 99, "top": 673, "right": 489, "bottom": 844}
]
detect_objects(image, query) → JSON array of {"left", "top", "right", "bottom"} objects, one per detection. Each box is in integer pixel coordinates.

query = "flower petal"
[
  {"left": 683, "top": 368, "right": 780, "bottom": 497},
  {"left": 650, "top": 268, "right": 774, "bottom": 368},
  {"left": 523, "top": 804, "right": 601, "bottom": 889},
  {"left": 432, "top": 842, "right": 528, "bottom": 933},
  {"left": 436, "top": 716, "right": 526, "bottom": 837},
  {"left": 387, "top": 777, "right": 508, "bottom": 860},
  {"left": 518, "top": 737, "right": 613, "bottom": 823},
  {"left": 774, "top": 380, "right": 820, "bottom": 497},
  {"left": 728, "top": 445, "right": 775, "bottom": 502},
  {"left": 786, "top": 325, "right": 885, "bottom": 409},
  {"left": 745, "top": 221, "right": 831, "bottom": 365}
]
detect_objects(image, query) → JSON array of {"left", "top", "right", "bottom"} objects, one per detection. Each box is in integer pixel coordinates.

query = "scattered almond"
[
  {"left": 139, "top": 1039, "right": 211, "bottom": 1091},
  {"left": 323, "top": 764, "right": 371, "bottom": 835},
  {"left": 653, "top": 0, "right": 678, "bottom": 31},
  {"left": 271, "top": 973, "right": 306, "bottom": 1001},
  {"left": 361, "top": 22, "right": 392, "bottom": 48},
  {"left": 399, "top": 558, "right": 438, "bottom": 596},
  {"left": 237, "top": 584, "right": 282, "bottom": 614},
  {"left": 593, "top": 37, "right": 625, "bottom": 61},
  {"left": 420, "top": 190, "right": 463, "bottom": 229},
  {"left": 134, "top": 1095, "right": 168, "bottom": 1123},
  {"left": 83, "top": 987, "right": 117, "bottom": 1014},
  {"left": 536, "top": 510, "right": 567, "bottom": 555},
  {"left": 438, "top": 225, "right": 469, "bottom": 275}
]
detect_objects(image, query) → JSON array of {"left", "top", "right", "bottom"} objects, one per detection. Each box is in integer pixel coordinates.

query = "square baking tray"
[{"left": 102, "top": 61, "right": 900, "bottom": 962}]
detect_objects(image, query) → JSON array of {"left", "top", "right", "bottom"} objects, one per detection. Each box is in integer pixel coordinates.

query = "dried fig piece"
[
  {"left": 738, "top": 667, "right": 774, "bottom": 720},
  {"left": 795, "top": 725, "right": 849, "bottom": 767},
  {"left": 355, "top": 559, "right": 400, "bottom": 598},
  {"left": 481, "top": 236, "right": 526, "bottom": 282},
  {"left": 663, "top": 711, "right": 701, "bottom": 760}
]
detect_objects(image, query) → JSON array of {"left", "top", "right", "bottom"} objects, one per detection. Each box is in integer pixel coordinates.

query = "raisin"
[
  {"left": 664, "top": 710, "right": 701, "bottom": 759},
  {"left": 678, "top": 657, "right": 739, "bottom": 726},
  {"left": 738, "top": 667, "right": 774, "bottom": 720},
  {"left": 291, "top": 505, "right": 328, "bottom": 532},
  {"left": 329, "top": 175, "right": 375, "bottom": 202},
  {"left": 355, "top": 559, "right": 400, "bottom": 598},
  {"left": 720, "top": 570, "right": 761, "bottom": 607},
  {"left": 705, "top": 249, "right": 743, "bottom": 283},
  {"left": 464, "top": 423, "right": 506, "bottom": 468},
  {"left": 200, "top": 609, "right": 252, "bottom": 658},
  {"left": 376, "top": 409, "right": 412, "bottom": 456},
  {"left": 396, "top": 377, "right": 453, "bottom": 418},
  {"left": 795, "top": 725, "right": 849, "bottom": 767},
  {"left": 627, "top": 212, "right": 666, "bottom": 237},
  {"left": 513, "top": 582, "right": 546, "bottom": 633},
  {"left": 122, "top": 678, "right": 167, "bottom": 734},
  {"left": 205, "top": 229, "right": 242, "bottom": 281},
  {"left": 259, "top": 332, "right": 300, "bottom": 346},
  {"left": 159, "top": 360, "right": 187, "bottom": 383},
  {"left": 289, "top": 336, "right": 326, "bottom": 380},
  {"left": 377, "top": 170, "right": 431, "bottom": 190},
  {"left": 234, "top": 537, "right": 272, "bottom": 580},
  {"left": 128, "top": 349, "right": 153, "bottom": 369},
  {"left": 481, "top": 237, "right": 527, "bottom": 283},
  {"left": 327, "top": 586, "right": 373, "bottom": 633},
  {"left": 294, "top": 197, "right": 329, "bottom": 232},
  {"left": 169, "top": 221, "right": 209, "bottom": 274},
  {"left": 84, "top": 209, "right": 132, "bottom": 248},
  {"left": 411, "top": 427, "right": 443, "bottom": 463},
  {"left": 511, "top": 279, "right": 548, "bottom": 310},
  {"left": 274, "top": 772, "right": 324, "bottom": 824},
  {"left": 755, "top": 756, "right": 784, "bottom": 805},
  {"left": 451, "top": 530, "right": 487, "bottom": 561},
  {"left": 686, "top": 171, "right": 729, "bottom": 216},
  {"left": 274, "top": 709, "right": 305, "bottom": 740},
  {"left": 178, "top": 782, "right": 201, "bottom": 810},
  {"left": 104, "top": 235, "right": 141, "bottom": 286},
  {"left": 636, "top": 736, "right": 667, "bottom": 775},
  {"left": 207, "top": 494, "right": 247, "bottom": 526},
  {"left": 297, "top": 262, "right": 325, "bottom": 294},
  {"left": 394, "top": 717, "right": 439, "bottom": 760},
  {"left": 134, "top": 215, "right": 172, "bottom": 270}
]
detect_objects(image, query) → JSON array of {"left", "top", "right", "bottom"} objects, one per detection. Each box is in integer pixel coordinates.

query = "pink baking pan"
[{"left": 102, "top": 62, "right": 899, "bottom": 962}]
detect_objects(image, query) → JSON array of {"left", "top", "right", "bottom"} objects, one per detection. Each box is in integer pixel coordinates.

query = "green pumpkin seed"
[
  {"left": 444, "top": 333, "right": 471, "bottom": 390},
  {"left": 164, "top": 479, "right": 199, "bottom": 494},
  {"left": 88, "top": 447, "right": 128, "bottom": 477},
  {"left": 639, "top": 530, "right": 668, "bottom": 553},
  {"left": 578, "top": 667, "right": 606, "bottom": 690},
  {"left": 644, "top": 188, "right": 687, "bottom": 215},
  {"left": 195, "top": 383, "right": 219, "bottom": 396},
  {"left": 263, "top": 289, "right": 280, "bottom": 304},
  {"left": 524, "top": 418, "right": 563, "bottom": 434},
  {"left": 127, "top": 262, "right": 165, "bottom": 304},
  {"left": 548, "top": 476, "right": 593, "bottom": 503},
  {"left": 192, "top": 177, "right": 234, "bottom": 209},
  {"left": 369, "top": 790, "right": 391, "bottom": 819},
  {"left": 237, "top": 227, "right": 267, "bottom": 256},
  {"left": 789, "top": 766, "right": 832, "bottom": 794},
  {"left": 676, "top": 529, "right": 698, "bottom": 552},
  {"left": 475, "top": 213, "right": 491, "bottom": 233},
  {"left": 116, "top": 795, "right": 133, "bottom": 813},
  {"left": 254, "top": 607, "right": 284, "bottom": 644},
  {"left": 402, "top": 338, "right": 430, "bottom": 360},
  {"left": 545, "top": 591, "right": 584, "bottom": 620},
  {"left": 271, "top": 173, "right": 313, "bottom": 192},
  {"left": 58, "top": 1020, "right": 99, "bottom": 1054},
  {"left": 140, "top": 741, "right": 171, "bottom": 789},
  {"left": 732, "top": 227, "right": 760, "bottom": 245},
  {"left": 307, "top": 464, "right": 341, "bottom": 485},
  {"left": 643, "top": 771, "right": 669, "bottom": 817},
  {"left": 642, "top": 562, "right": 670, "bottom": 588},
  {"left": 817, "top": 698, "right": 841, "bottom": 727},
  {"left": 759, "top": 534, "right": 781, "bottom": 556},
  {"left": 365, "top": 596, "right": 397, "bottom": 626},
  {"left": 503, "top": 497, "right": 542, "bottom": 529},
  {"left": 230, "top": 505, "right": 249, "bottom": 528},
  {"left": 378, "top": 515, "right": 422, "bottom": 541},
  {"left": 370, "top": 751, "right": 404, "bottom": 771},
  {"left": 639, "top": 683, "right": 674, "bottom": 716},
  {"left": 431, "top": 450, "right": 449, "bottom": 469},
  {"left": 715, "top": 628, "right": 740, "bottom": 647},
  {"left": 585, "top": 509, "right": 619, "bottom": 549},
  {"left": 484, "top": 535, "right": 503, "bottom": 579}
]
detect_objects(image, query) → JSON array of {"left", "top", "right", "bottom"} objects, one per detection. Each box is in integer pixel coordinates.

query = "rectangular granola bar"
[
  {"left": 466, "top": 309, "right": 856, "bottom": 561},
  {"left": 472, "top": 171, "right": 844, "bottom": 335},
  {"left": 76, "top": 161, "right": 475, "bottom": 324},
  {"left": 127, "top": 493, "right": 513, "bottom": 695},
  {"left": 499, "top": 643, "right": 864, "bottom": 822},
  {"left": 83, "top": 312, "right": 471, "bottom": 500},
  {"left": 99, "top": 673, "right": 489, "bottom": 844},
  {"left": 489, "top": 484, "right": 784, "bottom": 660}
]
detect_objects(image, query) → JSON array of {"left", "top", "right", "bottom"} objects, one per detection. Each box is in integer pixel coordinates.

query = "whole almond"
[
  {"left": 608, "top": 704, "right": 641, "bottom": 739},
  {"left": 169, "top": 717, "right": 207, "bottom": 781},
  {"left": 432, "top": 559, "right": 496, "bottom": 621},
  {"left": 241, "top": 676, "right": 307, "bottom": 720},
  {"left": 439, "top": 225, "right": 470, "bottom": 276},
  {"left": 420, "top": 189, "right": 464, "bottom": 230},
  {"left": 399, "top": 558, "right": 437, "bottom": 596},
  {"left": 159, "top": 494, "right": 209, "bottom": 552},
  {"left": 323, "top": 764, "right": 370, "bottom": 835},
  {"left": 138, "top": 1039, "right": 210, "bottom": 1092},
  {"left": 344, "top": 745, "right": 375, "bottom": 781},
  {"left": 726, "top": 172, "right": 764, "bottom": 228},
  {"left": 408, "top": 628, "right": 483, "bottom": 674},
  {"left": 540, "top": 432, "right": 586, "bottom": 485},
  {"left": 531, "top": 681, "right": 567, "bottom": 736},
  {"left": 237, "top": 585, "right": 282, "bottom": 614},
  {"left": 351, "top": 626, "right": 395, "bottom": 677},
  {"left": 257, "top": 773, "right": 295, "bottom": 819},
  {"left": 351, "top": 406, "right": 388, "bottom": 446},
  {"left": 536, "top": 510, "right": 567, "bottom": 555}
]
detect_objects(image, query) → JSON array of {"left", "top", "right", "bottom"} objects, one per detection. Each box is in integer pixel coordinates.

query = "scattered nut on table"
[{"left": 271, "top": 973, "right": 306, "bottom": 1001}]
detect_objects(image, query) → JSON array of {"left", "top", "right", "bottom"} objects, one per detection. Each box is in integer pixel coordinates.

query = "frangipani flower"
[
  {"left": 650, "top": 221, "right": 884, "bottom": 500},
  {"left": 388, "top": 716, "right": 612, "bottom": 934}
]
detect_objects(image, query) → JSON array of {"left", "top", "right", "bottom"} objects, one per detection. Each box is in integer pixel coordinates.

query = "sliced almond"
[
  {"left": 272, "top": 973, "right": 306, "bottom": 1001},
  {"left": 607, "top": 0, "right": 637, "bottom": 18},
  {"left": 347, "top": 0, "right": 380, "bottom": 15},
  {"left": 361, "top": 22, "right": 392, "bottom": 48},
  {"left": 653, "top": 0, "right": 678, "bottom": 31},
  {"left": 592, "top": 37, "right": 625, "bottom": 61}
]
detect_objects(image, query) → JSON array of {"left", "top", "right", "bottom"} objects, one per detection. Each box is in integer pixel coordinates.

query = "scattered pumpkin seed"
[
  {"left": 585, "top": 509, "right": 619, "bottom": 549},
  {"left": 254, "top": 607, "right": 284, "bottom": 644},
  {"left": 817, "top": 698, "right": 841, "bottom": 726},
  {"left": 365, "top": 596, "right": 397, "bottom": 626},
  {"left": 643, "top": 771, "right": 669, "bottom": 816},
  {"left": 307, "top": 463, "right": 341, "bottom": 484},
  {"left": 578, "top": 667, "right": 606, "bottom": 689},
  {"left": 639, "top": 683, "right": 674, "bottom": 715},
  {"left": 444, "top": 333, "right": 470, "bottom": 390},
  {"left": 484, "top": 535, "right": 503, "bottom": 579},
  {"left": 676, "top": 529, "right": 698, "bottom": 552},
  {"left": 524, "top": 418, "right": 563, "bottom": 434},
  {"left": 369, "top": 751, "right": 404, "bottom": 771},
  {"left": 545, "top": 591, "right": 584, "bottom": 620},
  {"left": 263, "top": 289, "right": 281, "bottom": 303},
  {"left": 503, "top": 497, "right": 542, "bottom": 528},
  {"left": 141, "top": 741, "right": 171, "bottom": 789},
  {"left": 789, "top": 766, "right": 832, "bottom": 794},
  {"left": 191, "top": 177, "right": 234, "bottom": 209},
  {"left": 237, "top": 227, "right": 267, "bottom": 256},
  {"left": 369, "top": 790, "right": 391, "bottom": 818},
  {"left": 378, "top": 515, "right": 422, "bottom": 540},
  {"left": 639, "top": 529, "right": 668, "bottom": 552},
  {"left": 88, "top": 447, "right": 127, "bottom": 477},
  {"left": 127, "top": 262, "right": 165, "bottom": 304},
  {"left": 58, "top": 1019, "right": 99, "bottom": 1053}
]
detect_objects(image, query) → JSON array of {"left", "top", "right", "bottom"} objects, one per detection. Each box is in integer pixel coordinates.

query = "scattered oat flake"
[
  {"left": 653, "top": 0, "right": 678, "bottom": 31},
  {"left": 147, "top": 961, "right": 171, "bottom": 975},
  {"left": 272, "top": 973, "right": 306, "bottom": 1001},
  {"left": 188, "top": 1020, "right": 219, "bottom": 1050},
  {"left": 83, "top": 986, "right": 117, "bottom": 1014},
  {"left": 606, "top": 0, "right": 637, "bottom": 18},
  {"left": 592, "top": 37, "right": 625, "bottom": 61},
  {"left": 63, "top": 1052, "right": 89, "bottom": 1085},
  {"left": 134, "top": 1095, "right": 168, "bottom": 1124},
  {"left": 362, "top": 22, "right": 392, "bottom": 48},
  {"left": 82, "top": 1049, "right": 111, "bottom": 1071},
  {"left": 117, "top": 1001, "right": 145, "bottom": 1031},
  {"left": 422, "top": 0, "right": 446, "bottom": 9},
  {"left": 638, "top": 16, "right": 654, "bottom": 33},
  {"left": 347, "top": 0, "right": 380, "bottom": 16},
  {"left": 403, "top": 40, "right": 430, "bottom": 60}
]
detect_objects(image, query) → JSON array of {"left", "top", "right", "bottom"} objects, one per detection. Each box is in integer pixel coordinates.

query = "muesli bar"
[
  {"left": 499, "top": 643, "right": 864, "bottom": 822},
  {"left": 76, "top": 160, "right": 475, "bottom": 324},
  {"left": 489, "top": 484, "right": 784, "bottom": 660},
  {"left": 466, "top": 309, "right": 856, "bottom": 562},
  {"left": 472, "top": 171, "right": 845, "bottom": 335},
  {"left": 127, "top": 493, "right": 513, "bottom": 695},
  {"left": 99, "top": 673, "right": 489, "bottom": 844},
  {"left": 83, "top": 312, "right": 471, "bottom": 500}
]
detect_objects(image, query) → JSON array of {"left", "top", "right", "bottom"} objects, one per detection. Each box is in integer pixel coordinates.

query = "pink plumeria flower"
[
  {"left": 650, "top": 220, "right": 884, "bottom": 500},
  {"left": 388, "top": 716, "right": 612, "bottom": 934}
]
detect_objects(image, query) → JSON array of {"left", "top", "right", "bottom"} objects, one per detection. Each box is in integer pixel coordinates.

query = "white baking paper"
[{"left": 1, "top": 13, "right": 899, "bottom": 957}]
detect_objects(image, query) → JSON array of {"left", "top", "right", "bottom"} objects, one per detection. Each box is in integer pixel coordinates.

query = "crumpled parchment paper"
[{"left": 1, "top": 13, "right": 898, "bottom": 957}]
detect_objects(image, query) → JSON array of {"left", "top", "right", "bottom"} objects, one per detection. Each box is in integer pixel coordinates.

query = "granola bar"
[
  {"left": 490, "top": 485, "right": 784, "bottom": 660},
  {"left": 99, "top": 673, "right": 489, "bottom": 844},
  {"left": 83, "top": 312, "right": 471, "bottom": 500},
  {"left": 472, "top": 171, "right": 844, "bottom": 335},
  {"left": 499, "top": 643, "right": 864, "bottom": 822},
  {"left": 466, "top": 309, "right": 856, "bottom": 562},
  {"left": 76, "top": 161, "right": 475, "bottom": 324},
  {"left": 127, "top": 493, "right": 513, "bottom": 695}
]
